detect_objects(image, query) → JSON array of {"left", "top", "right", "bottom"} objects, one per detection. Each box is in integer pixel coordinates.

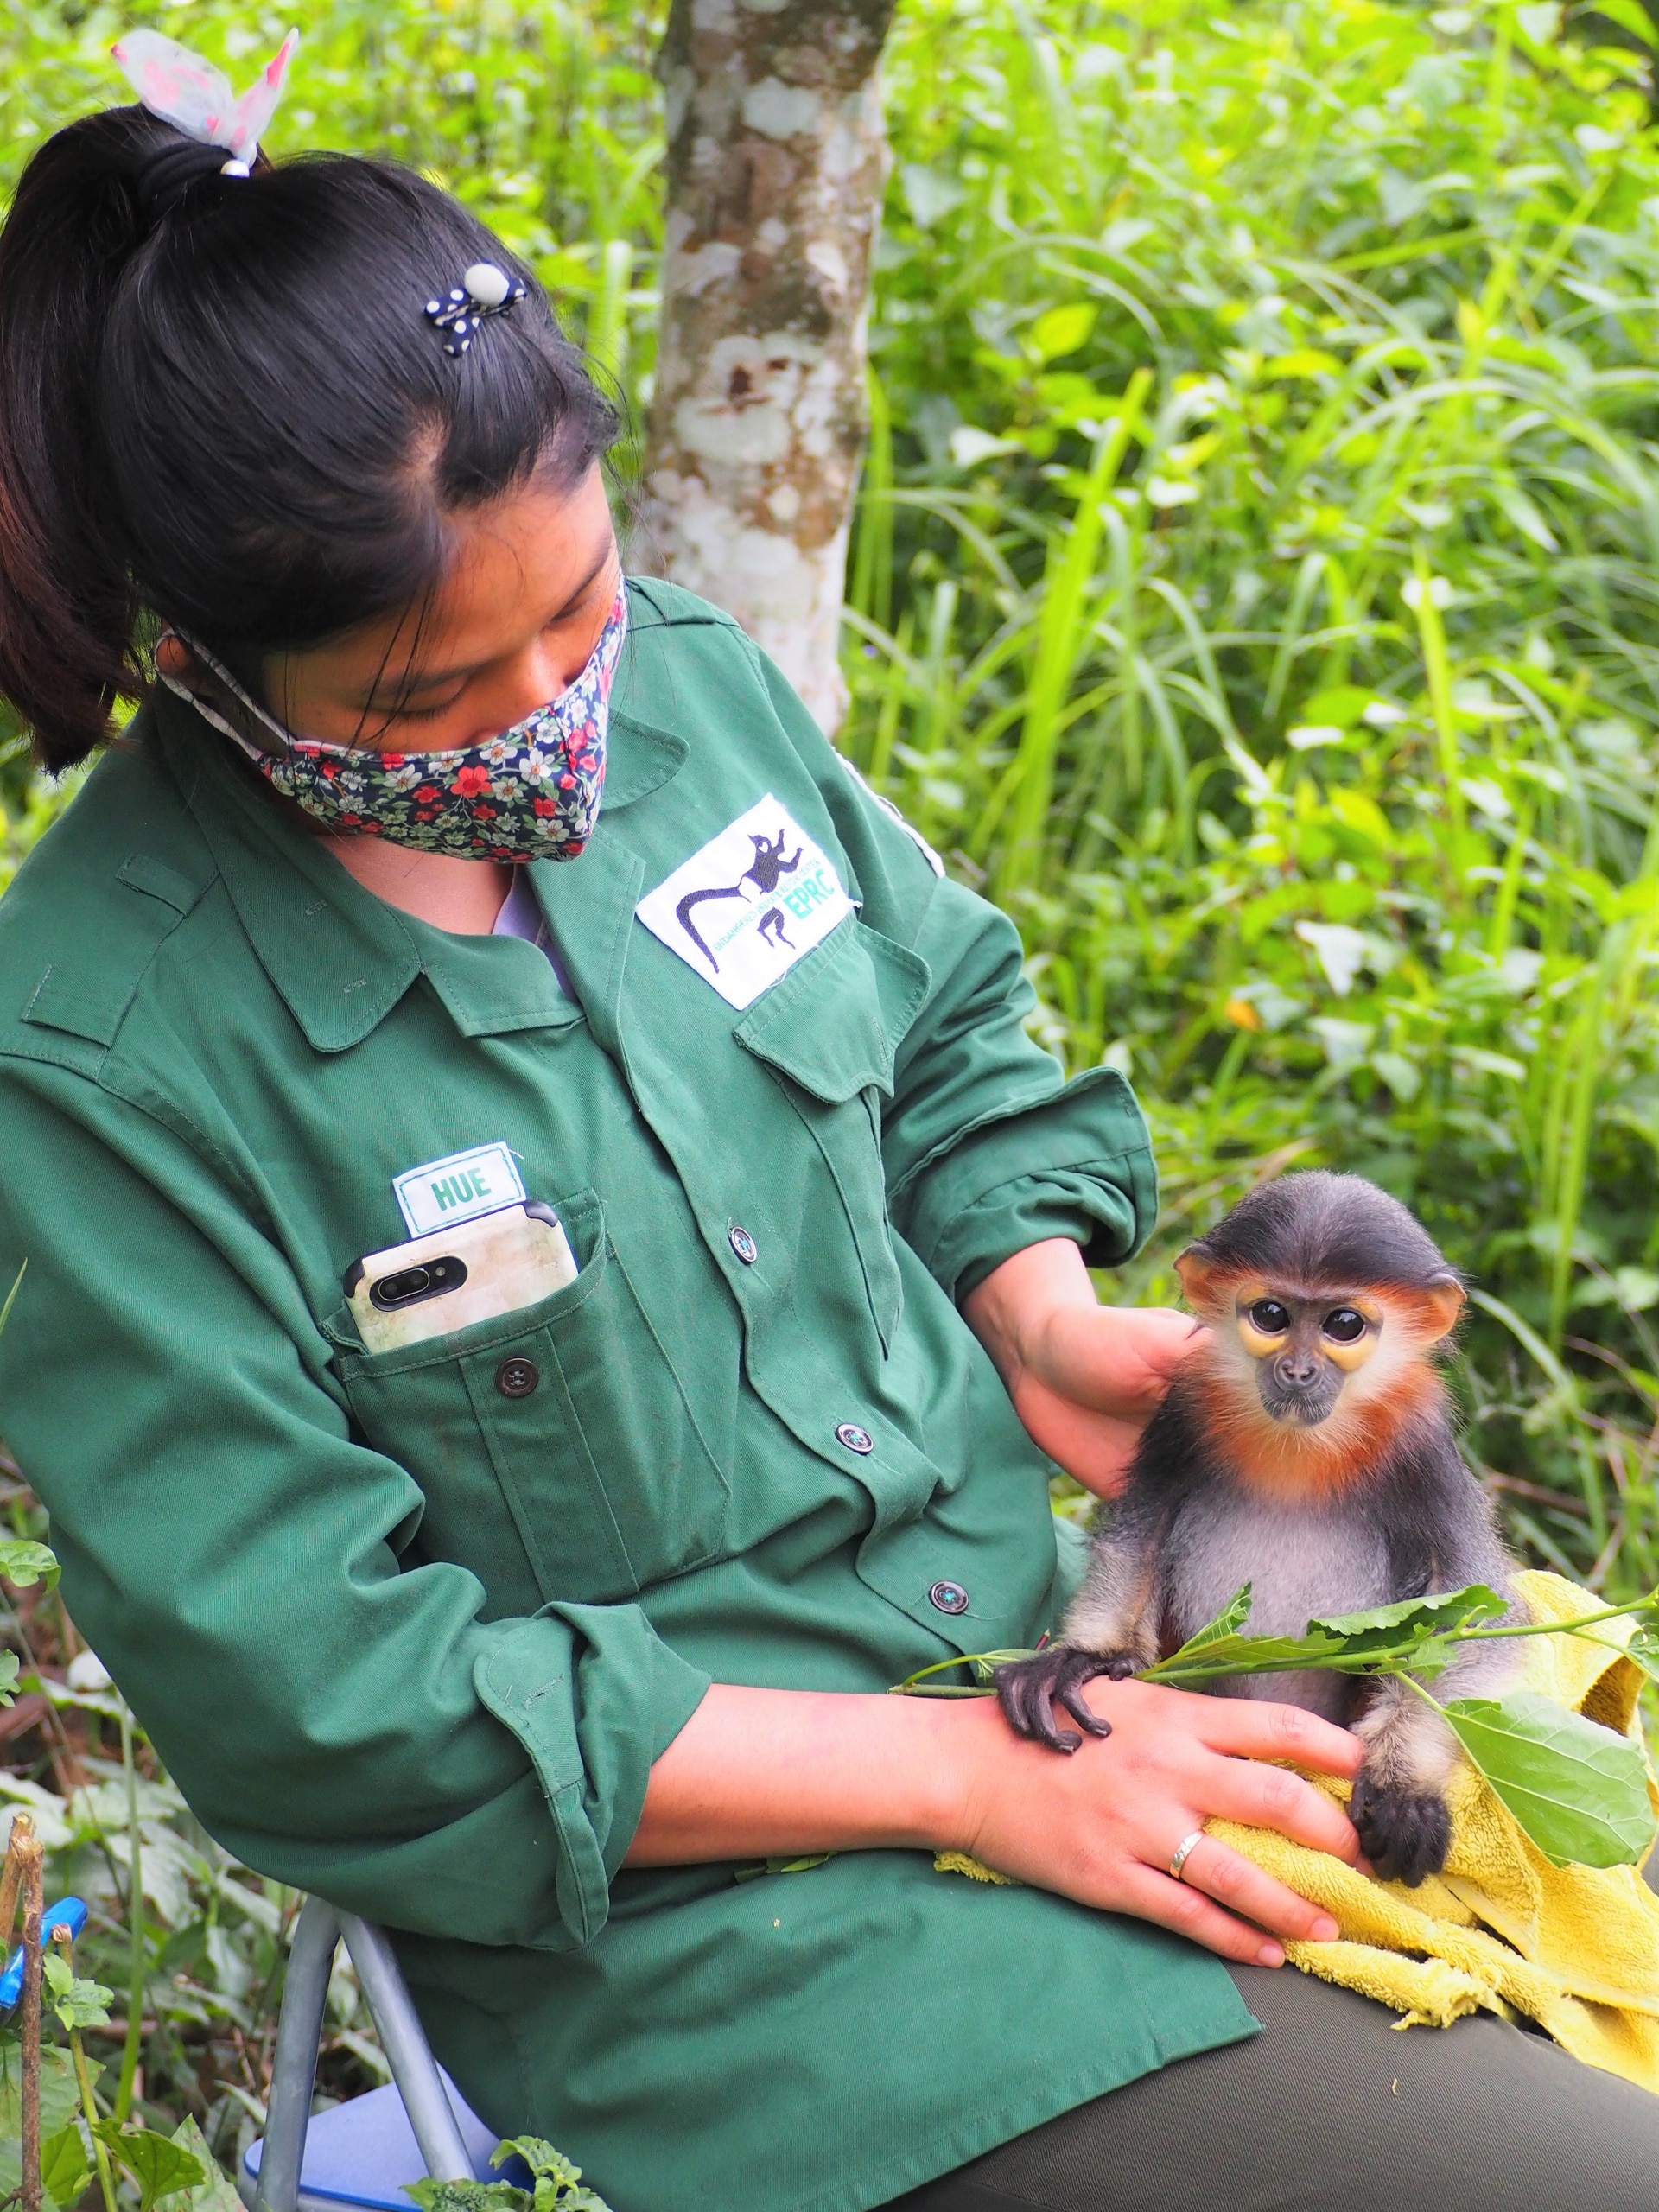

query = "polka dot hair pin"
[{"left": 424, "top": 262, "right": 527, "bottom": 356}]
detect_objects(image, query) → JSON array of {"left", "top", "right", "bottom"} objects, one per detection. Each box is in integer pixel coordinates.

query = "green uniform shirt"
[{"left": 0, "top": 582, "right": 1251, "bottom": 2212}]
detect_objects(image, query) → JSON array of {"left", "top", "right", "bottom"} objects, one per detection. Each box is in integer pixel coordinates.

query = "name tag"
[
  {"left": 635, "top": 796, "right": 855, "bottom": 1010},
  {"left": 392, "top": 1141, "right": 526, "bottom": 1236}
]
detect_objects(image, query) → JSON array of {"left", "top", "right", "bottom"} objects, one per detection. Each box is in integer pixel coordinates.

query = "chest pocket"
[
  {"left": 734, "top": 920, "right": 929, "bottom": 1349},
  {"left": 335, "top": 1190, "right": 730, "bottom": 1608}
]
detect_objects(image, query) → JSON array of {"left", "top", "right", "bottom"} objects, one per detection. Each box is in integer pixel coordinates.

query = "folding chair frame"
[{"left": 245, "top": 1897, "right": 476, "bottom": 2212}]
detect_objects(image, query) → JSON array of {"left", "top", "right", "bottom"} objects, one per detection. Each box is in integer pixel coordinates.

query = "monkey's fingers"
[
  {"left": 995, "top": 1655, "right": 1084, "bottom": 1753},
  {"left": 1051, "top": 1650, "right": 1116, "bottom": 1741}
]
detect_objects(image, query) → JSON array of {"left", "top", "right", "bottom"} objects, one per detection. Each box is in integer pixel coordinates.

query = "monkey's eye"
[
  {"left": 1322, "top": 1307, "right": 1367, "bottom": 1344},
  {"left": 1247, "top": 1300, "right": 1291, "bottom": 1335}
]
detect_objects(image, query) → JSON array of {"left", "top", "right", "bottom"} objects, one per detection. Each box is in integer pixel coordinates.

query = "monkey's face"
[
  {"left": 1231, "top": 1289, "right": 1381, "bottom": 1427},
  {"left": 1174, "top": 1222, "right": 1465, "bottom": 1492}
]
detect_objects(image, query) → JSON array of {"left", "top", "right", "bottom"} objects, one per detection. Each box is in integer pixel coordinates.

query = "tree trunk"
[{"left": 638, "top": 0, "right": 898, "bottom": 735}]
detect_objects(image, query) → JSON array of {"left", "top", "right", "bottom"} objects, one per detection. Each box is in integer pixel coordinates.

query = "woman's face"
[{"left": 161, "top": 462, "right": 620, "bottom": 753}]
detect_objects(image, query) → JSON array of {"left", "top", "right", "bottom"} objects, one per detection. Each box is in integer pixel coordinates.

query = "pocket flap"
[{"left": 733, "top": 918, "right": 930, "bottom": 1104}]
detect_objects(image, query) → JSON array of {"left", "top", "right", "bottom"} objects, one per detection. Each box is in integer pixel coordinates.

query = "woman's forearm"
[
  {"left": 624, "top": 1671, "right": 1364, "bottom": 1970},
  {"left": 960, "top": 1238, "right": 1198, "bottom": 1495},
  {"left": 624, "top": 1683, "right": 970, "bottom": 1865}
]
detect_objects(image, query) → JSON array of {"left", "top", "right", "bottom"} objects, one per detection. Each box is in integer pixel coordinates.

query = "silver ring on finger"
[{"left": 1168, "top": 1829, "right": 1206, "bottom": 1882}]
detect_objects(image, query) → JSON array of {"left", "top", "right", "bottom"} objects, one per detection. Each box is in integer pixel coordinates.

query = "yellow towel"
[{"left": 938, "top": 1571, "right": 1659, "bottom": 2090}]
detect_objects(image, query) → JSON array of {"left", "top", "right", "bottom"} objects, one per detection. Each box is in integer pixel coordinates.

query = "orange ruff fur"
[{"left": 1183, "top": 1287, "right": 1456, "bottom": 1503}]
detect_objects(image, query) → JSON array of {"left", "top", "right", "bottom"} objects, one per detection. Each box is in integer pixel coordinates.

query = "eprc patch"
[{"left": 635, "top": 796, "right": 855, "bottom": 1010}]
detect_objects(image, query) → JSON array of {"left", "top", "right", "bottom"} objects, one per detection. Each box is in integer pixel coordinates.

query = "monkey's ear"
[
  {"left": 1174, "top": 1249, "right": 1230, "bottom": 1316},
  {"left": 1417, "top": 1280, "right": 1465, "bottom": 1344}
]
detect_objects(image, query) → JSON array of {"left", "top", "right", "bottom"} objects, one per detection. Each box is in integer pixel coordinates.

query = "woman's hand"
[
  {"left": 951, "top": 1677, "right": 1363, "bottom": 1966},
  {"left": 962, "top": 1237, "right": 1199, "bottom": 1494},
  {"left": 628, "top": 1676, "right": 1363, "bottom": 1968}
]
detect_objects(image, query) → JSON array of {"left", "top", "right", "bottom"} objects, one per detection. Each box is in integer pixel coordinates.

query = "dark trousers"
[{"left": 880, "top": 1959, "right": 1659, "bottom": 2210}]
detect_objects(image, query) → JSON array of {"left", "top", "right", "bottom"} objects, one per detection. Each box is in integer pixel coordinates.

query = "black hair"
[
  {"left": 0, "top": 104, "right": 619, "bottom": 772},
  {"left": 1185, "top": 1172, "right": 1462, "bottom": 1292}
]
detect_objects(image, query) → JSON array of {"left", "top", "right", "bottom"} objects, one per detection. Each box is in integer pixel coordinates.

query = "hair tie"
[
  {"left": 131, "top": 135, "right": 241, "bottom": 227},
  {"left": 111, "top": 27, "right": 298, "bottom": 175},
  {"left": 424, "top": 263, "right": 526, "bottom": 357}
]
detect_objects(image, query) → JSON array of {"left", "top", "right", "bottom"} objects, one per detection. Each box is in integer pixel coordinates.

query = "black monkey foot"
[
  {"left": 995, "top": 1647, "right": 1130, "bottom": 1753},
  {"left": 1350, "top": 1773, "right": 1452, "bottom": 1888}
]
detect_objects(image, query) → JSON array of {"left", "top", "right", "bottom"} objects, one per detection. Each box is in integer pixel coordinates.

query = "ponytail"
[
  {"left": 0, "top": 108, "right": 617, "bottom": 774},
  {"left": 0, "top": 108, "right": 168, "bottom": 772}
]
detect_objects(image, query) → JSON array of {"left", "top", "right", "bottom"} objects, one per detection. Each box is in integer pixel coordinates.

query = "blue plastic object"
[
  {"left": 0, "top": 1896, "right": 88, "bottom": 2013},
  {"left": 241, "top": 2075, "right": 512, "bottom": 2212}
]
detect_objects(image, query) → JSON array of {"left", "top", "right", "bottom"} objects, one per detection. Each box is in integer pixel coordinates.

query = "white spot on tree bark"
[{"left": 741, "top": 78, "right": 823, "bottom": 138}]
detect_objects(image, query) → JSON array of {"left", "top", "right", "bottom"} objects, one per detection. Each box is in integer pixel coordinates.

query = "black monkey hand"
[
  {"left": 1349, "top": 1772, "right": 1452, "bottom": 1887},
  {"left": 995, "top": 1647, "right": 1134, "bottom": 1753}
]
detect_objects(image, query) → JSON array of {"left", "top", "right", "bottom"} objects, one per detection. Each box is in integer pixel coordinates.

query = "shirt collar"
[{"left": 148, "top": 602, "right": 686, "bottom": 1054}]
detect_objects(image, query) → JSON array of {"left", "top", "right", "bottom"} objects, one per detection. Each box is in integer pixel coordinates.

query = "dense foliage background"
[{"left": 4, "top": 0, "right": 1659, "bottom": 2167}]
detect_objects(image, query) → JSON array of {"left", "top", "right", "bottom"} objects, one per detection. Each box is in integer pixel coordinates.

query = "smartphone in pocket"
[{"left": 344, "top": 1201, "right": 577, "bottom": 1355}]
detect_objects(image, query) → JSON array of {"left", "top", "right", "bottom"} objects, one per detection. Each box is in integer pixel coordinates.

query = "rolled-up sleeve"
[
  {"left": 755, "top": 651, "right": 1159, "bottom": 1304},
  {"left": 0, "top": 1072, "right": 709, "bottom": 1952}
]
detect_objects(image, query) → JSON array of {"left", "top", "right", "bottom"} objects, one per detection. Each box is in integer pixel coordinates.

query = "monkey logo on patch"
[{"left": 675, "top": 828, "right": 803, "bottom": 974}]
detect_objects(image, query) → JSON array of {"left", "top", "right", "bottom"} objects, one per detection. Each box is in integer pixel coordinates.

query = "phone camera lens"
[{"left": 370, "top": 1265, "right": 432, "bottom": 1310}]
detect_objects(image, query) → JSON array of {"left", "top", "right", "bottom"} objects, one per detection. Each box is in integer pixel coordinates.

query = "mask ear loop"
[{"left": 156, "top": 628, "right": 298, "bottom": 760}]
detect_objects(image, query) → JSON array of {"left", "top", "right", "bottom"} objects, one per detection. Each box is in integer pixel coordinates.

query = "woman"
[{"left": 0, "top": 76, "right": 1655, "bottom": 2212}]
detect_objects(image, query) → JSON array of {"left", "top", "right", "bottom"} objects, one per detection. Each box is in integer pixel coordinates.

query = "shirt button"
[
  {"left": 495, "top": 1357, "right": 540, "bottom": 1399},
  {"left": 728, "top": 1224, "right": 758, "bottom": 1266},
  {"left": 929, "top": 1580, "right": 969, "bottom": 1616},
  {"left": 835, "top": 1421, "right": 874, "bottom": 1455}
]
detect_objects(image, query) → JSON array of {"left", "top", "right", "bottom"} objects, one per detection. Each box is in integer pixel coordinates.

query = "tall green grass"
[
  {"left": 4, "top": 0, "right": 1659, "bottom": 1592},
  {"left": 842, "top": 0, "right": 1659, "bottom": 1598}
]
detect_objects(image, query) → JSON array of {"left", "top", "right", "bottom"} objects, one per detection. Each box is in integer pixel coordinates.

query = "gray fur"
[{"left": 999, "top": 1178, "right": 1523, "bottom": 1885}]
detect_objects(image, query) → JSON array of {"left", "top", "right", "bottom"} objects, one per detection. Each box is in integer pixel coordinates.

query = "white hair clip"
[
  {"left": 111, "top": 27, "right": 299, "bottom": 175},
  {"left": 424, "top": 263, "right": 526, "bottom": 356}
]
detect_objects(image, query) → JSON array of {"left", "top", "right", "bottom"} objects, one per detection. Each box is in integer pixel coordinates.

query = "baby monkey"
[{"left": 998, "top": 1172, "right": 1520, "bottom": 1886}]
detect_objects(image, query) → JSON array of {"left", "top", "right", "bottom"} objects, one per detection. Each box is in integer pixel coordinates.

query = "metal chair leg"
[
  {"left": 338, "top": 1914, "right": 474, "bottom": 2184},
  {"left": 253, "top": 1896, "right": 341, "bottom": 2212}
]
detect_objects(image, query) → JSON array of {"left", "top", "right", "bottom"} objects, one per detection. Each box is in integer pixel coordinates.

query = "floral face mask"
[{"left": 159, "top": 585, "right": 628, "bottom": 863}]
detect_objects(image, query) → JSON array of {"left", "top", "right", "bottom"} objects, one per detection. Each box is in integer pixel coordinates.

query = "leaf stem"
[
  {"left": 16, "top": 1825, "right": 41, "bottom": 2212},
  {"left": 53, "top": 1933, "right": 115, "bottom": 2212},
  {"left": 1387, "top": 1667, "right": 1448, "bottom": 1715},
  {"left": 1454, "top": 1597, "right": 1653, "bottom": 1645},
  {"left": 114, "top": 1707, "right": 143, "bottom": 2126},
  {"left": 887, "top": 1592, "right": 1659, "bottom": 1699}
]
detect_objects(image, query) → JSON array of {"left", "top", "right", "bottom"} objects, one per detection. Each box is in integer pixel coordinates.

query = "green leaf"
[
  {"left": 1148, "top": 1585, "right": 1513, "bottom": 1689},
  {"left": 168, "top": 2116, "right": 243, "bottom": 2212},
  {"left": 41, "top": 2121, "right": 89, "bottom": 2212},
  {"left": 404, "top": 2182, "right": 529, "bottom": 2212},
  {"left": 0, "top": 1539, "right": 59, "bottom": 1593},
  {"left": 967, "top": 1648, "right": 1046, "bottom": 1684},
  {"left": 0, "top": 1649, "right": 19, "bottom": 1710},
  {"left": 1306, "top": 1585, "right": 1510, "bottom": 1675},
  {"left": 45, "top": 1953, "right": 113, "bottom": 2031},
  {"left": 0, "top": 2040, "right": 81, "bottom": 2203},
  {"left": 1441, "top": 1691, "right": 1658, "bottom": 1868},
  {"left": 0, "top": 1261, "right": 26, "bottom": 1341},
  {"left": 1624, "top": 1621, "right": 1659, "bottom": 1687},
  {"left": 1144, "top": 1627, "right": 1350, "bottom": 1684},
  {"left": 493, "top": 2139, "right": 614, "bottom": 2212},
  {"left": 1028, "top": 302, "right": 1097, "bottom": 361},
  {"left": 1161, "top": 1584, "right": 1254, "bottom": 1665},
  {"left": 92, "top": 2120, "right": 205, "bottom": 2212},
  {"left": 1309, "top": 1584, "right": 1509, "bottom": 1643},
  {"left": 1586, "top": 0, "right": 1654, "bottom": 41}
]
